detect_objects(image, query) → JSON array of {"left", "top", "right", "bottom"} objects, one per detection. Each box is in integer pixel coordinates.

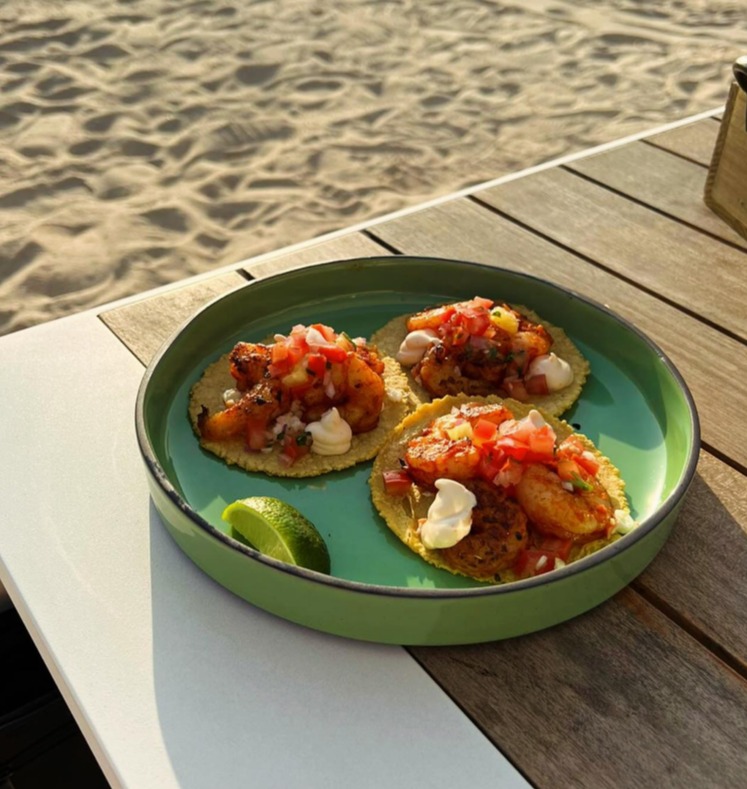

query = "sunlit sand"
[{"left": 0, "top": 0, "right": 744, "bottom": 333}]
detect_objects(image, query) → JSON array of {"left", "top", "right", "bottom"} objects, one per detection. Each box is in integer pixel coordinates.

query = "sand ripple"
[{"left": 0, "top": 0, "right": 744, "bottom": 333}]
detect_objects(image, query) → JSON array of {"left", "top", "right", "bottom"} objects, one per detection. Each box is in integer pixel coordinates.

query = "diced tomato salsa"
[{"left": 265, "top": 323, "right": 356, "bottom": 387}]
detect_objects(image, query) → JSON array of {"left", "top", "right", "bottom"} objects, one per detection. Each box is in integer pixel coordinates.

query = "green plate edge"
[{"left": 135, "top": 256, "right": 700, "bottom": 645}]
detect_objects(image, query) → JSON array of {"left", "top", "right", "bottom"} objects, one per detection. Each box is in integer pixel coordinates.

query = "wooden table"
[{"left": 2, "top": 110, "right": 746, "bottom": 788}]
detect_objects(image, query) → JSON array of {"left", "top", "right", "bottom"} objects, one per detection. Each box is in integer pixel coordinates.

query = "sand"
[{"left": 0, "top": 0, "right": 745, "bottom": 335}]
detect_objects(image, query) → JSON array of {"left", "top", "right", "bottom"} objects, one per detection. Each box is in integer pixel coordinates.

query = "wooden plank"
[
  {"left": 566, "top": 142, "right": 747, "bottom": 249},
  {"left": 411, "top": 586, "right": 747, "bottom": 789},
  {"left": 644, "top": 117, "right": 721, "bottom": 166},
  {"left": 241, "top": 232, "right": 390, "bottom": 279},
  {"left": 475, "top": 167, "right": 747, "bottom": 340},
  {"left": 367, "top": 198, "right": 747, "bottom": 468},
  {"left": 634, "top": 450, "right": 747, "bottom": 667},
  {"left": 101, "top": 234, "right": 392, "bottom": 365},
  {"left": 99, "top": 271, "right": 246, "bottom": 366}
]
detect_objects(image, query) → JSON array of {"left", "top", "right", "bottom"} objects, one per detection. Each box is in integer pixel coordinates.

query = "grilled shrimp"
[
  {"left": 438, "top": 479, "right": 528, "bottom": 578},
  {"left": 336, "top": 353, "right": 385, "bottom": 433},
  {"left": 297, "top": 363, "right": 346, "bottom": 423},
  {"left": 404, "top": 403, "right": 511, "bottom": 487},
  {"left": 229, "top": 342, "right": 272, "bottom": 390},
  {"left": 515, "top": 463, "right": 614, "bottom": 542},
  {"left": 407, "top": 303, "right": 458, "bottom": 332},
  {"left": 198, "top": 379, "right": 290, "bottom": 442},
  {"left": 355, "top": 343, "right": 386, "bottom": 376},
  {"left": 510, "top": 320, "right": 552, "bottom": 375},
  {"left": 405, "top": 432, "right": 481, "bottom": 489}
]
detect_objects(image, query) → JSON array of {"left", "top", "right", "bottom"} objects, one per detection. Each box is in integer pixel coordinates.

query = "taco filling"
[
  {"left": 371, "top": 297, "right": 589, "bottom": 416},
  {"left": 370, "top": 396, "right": 636, "bottom": 583},
  {"left": 190, "top": 322, "right": 411, "bottom": 477}
]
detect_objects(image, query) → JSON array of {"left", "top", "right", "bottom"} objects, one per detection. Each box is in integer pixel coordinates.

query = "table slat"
[
  {"left": 643, "top": 117, "right": 721, "bottom": 165},
  {"left": 634, "top": 450, "right": 747, "bottom": 667},
  {"left": 101, "top": 235, "right": 394, "bottom": 365},
  {"left": 566, "top": 141, "right": 747, "bottom": 248},
  {"left": 475, "top": 167, "right": 747, "bottom": 340},
  {"left": 367, "top": 197, "right": 747, "bottom": 470},
  {"left": 240, "top": 233, "right": 389, "bottom": 279},
  {"left": 411, "top": 585, "right": 747, "bottom": 789},
  {"left": 100, "top": 271, "right": 247, "bottom": 366}
]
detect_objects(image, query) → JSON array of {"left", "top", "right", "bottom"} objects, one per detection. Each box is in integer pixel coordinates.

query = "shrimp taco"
[
  {"left": 371, "top": 297, "right": 589, "bottom": 416},
  {"left": 189, "top": 322, "right": 412, "bottom": 477},
  {"left": 370, "top": 395, "right": 637, "bottom": 584}
]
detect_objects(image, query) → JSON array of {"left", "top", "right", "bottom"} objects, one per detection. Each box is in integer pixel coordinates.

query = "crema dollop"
[
  {"left": 396, "top": 329, "right": 439, "bottom": 367},
  {"left": 307, "top": 408, "right": 353, "bottom": 456},
  {"left": 526, "top": 352, "right": 574, "bottom": 391},
  {"left": 420, "top": 479, "right": 477, "bottom": 549}
]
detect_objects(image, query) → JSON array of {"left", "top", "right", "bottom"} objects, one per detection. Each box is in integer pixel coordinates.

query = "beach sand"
[{"left": 1, "top": 0, "right": 745, "bottom": 334}]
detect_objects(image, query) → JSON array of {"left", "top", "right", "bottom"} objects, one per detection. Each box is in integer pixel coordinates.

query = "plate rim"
[{"left": 135, "top": 255, "right": 701, "bottom": 598}]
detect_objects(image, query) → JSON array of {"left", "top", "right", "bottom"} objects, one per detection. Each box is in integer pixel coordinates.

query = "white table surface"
[{"left": 0, "top": 305, "right": 529, "bottom": 788}]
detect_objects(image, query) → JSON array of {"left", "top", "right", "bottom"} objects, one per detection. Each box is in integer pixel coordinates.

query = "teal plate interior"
[{"left": 136, "top": 257, "right": 700, "bottom": 644}]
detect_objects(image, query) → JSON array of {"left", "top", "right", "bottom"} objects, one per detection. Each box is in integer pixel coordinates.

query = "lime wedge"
[{"left": 222, "top": 497, "right": 331, "bottom": 574}]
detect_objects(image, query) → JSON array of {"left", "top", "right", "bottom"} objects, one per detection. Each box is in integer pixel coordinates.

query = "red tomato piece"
[
  {"left": 472, "top": 419, "right": 498, "bottom": 446},
  {"left": 457, "top": 304, "right": 491, "bottom": 337},
  {"left": 527, "top": 425, "right": 556, "bottom": 459},
  {"left": 525, "top": 374, "right": 549, "bottom": 395},
  {"left": 557, "top": 458, "right": 583, "bottom": 482},
  {"left": 318, "top": 345, "right": 348, "bottom": 363},
  {"left": 382, "top": 470, "right": 413, "bottom": 496},
  {"left": 287, "top": 344, "right": 306, "bottom": 367},
  {"left": 309, "top": 323, "right": 337, "bottom": 342},
  {"left": 279, "top": 432, "right": 311, "bottom": 466},
  {"left": 495, "top": 436, "right": 530, "bottom": 461},
  {"left": 574, "top": 452, "right": 600, "bottom": 477},
  {"left": 535, "top": 536, "right": 572, "bottom": 561},
  {"left": 306, "top": 353, "right": 327, "bottom": 378},
  {"left": 514, "top": 549, "right": 559, "bottom": 579},
  {"left": 504, "top": 378, "right": 529, "bottom": 401}
]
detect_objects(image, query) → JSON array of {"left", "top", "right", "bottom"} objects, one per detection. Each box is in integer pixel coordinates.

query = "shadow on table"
[
  {"left": 146, "top": 500, "right": 523, "bottom": 787},
  {"left": 146, "top": 502, "right": 396, "bottom": 788}
]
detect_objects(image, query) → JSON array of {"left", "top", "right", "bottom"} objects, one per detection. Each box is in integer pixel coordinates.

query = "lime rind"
[{"left": 222, "top": 497, "right": 331, "bottom": 574}]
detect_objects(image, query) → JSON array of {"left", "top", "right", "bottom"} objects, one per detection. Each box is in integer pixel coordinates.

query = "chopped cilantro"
[{"left": 571, "top": 473, "right": 594, "bottom": 492}]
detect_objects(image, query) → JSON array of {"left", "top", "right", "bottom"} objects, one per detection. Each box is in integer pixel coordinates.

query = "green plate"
[{"left": 136, "top": 257, "right": 699, "bottom": 644}]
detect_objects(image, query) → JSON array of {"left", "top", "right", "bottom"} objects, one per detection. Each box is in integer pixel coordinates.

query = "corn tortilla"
[
  {"left": 370, "top": 305, "right": 589, "bottom": 416},
  {"left": 370, "top": 394, "right": 629, "bottom": 583},
  {"left": 189, "top": 353, "right": 413, "bottom": 478}
]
